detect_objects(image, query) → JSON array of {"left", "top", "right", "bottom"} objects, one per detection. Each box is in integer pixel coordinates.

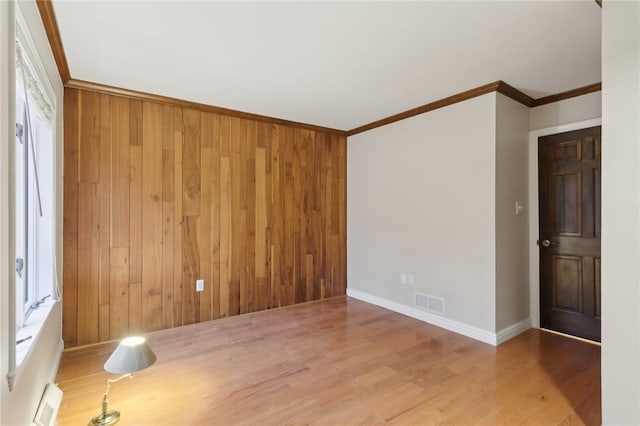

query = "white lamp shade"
[{"left": 104, "top": 336, "right": 157, "bottom": 374}]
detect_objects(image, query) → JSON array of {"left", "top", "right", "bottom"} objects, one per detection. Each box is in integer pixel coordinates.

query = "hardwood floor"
[{"left": 55, "top": 296, "right": 601, "bottom": 425}]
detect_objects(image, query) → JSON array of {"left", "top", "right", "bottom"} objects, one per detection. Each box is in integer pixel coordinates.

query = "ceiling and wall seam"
[{"left": 36, "top": 0, "right": 602, "bottom": 138}]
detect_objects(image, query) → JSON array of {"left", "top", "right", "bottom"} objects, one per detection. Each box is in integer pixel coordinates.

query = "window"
[{"left": 14, "top": 32, "right": 56, "bottom": 333}]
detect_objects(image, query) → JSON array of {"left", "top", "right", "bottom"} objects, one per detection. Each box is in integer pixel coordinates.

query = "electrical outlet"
[
  {"left": 400, "top": 273, "right": 407, "bottom": 285},
  {"left": 408, "top": 274, "right": 414, "bottom": 286},
  {"left": 196, "top": 279, "right": 204, "bottom": 292}
]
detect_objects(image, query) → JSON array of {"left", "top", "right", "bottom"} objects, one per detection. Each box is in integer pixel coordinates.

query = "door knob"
[{"left": 541, "top": 239, "right": 552, "bottom": 247}]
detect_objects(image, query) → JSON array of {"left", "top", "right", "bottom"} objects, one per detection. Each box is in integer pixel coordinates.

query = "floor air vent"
[
  {"left": 415, "top": 292, "right": 445, "bottom": 315},
  {"left": 32, "top": 382, "right": 63, "bottom": 426}
]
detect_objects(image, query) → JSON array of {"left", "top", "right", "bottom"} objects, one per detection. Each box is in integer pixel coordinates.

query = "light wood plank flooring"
[{"left": 56, "top": 296, "right": 601, "bottom": 425}]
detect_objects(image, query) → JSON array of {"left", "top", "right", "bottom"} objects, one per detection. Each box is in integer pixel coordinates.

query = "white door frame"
[{"left": 528, "top": 118, "right": 602, "bottom": 328}]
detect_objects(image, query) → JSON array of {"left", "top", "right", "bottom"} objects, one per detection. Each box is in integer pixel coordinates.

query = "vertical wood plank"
[
  {"left": 298, "top": 130, "right": 309, "bottom": 304},
  {"left": 306, "top": 254, "right": 314, "bottom": 303},
  {"left": 78, "top": 90, "right": 100, "bottom": 183},
  {"left": 237, "top": 119, "right": 250, "bottom": 314},
  {"left": 331, "top": 135, "right": 345, "bottom": 296},
  {"left": 126, "top": 114, "right": 141, "bottom": 347},
  {"left": 129, "top": 145, "right": 143, "bottom": 284},
  {"left": 110, "top": 97, "right": 130, "bottom": 247},
  {"left": 162, "top": 115, "right": 175, "bottom": 202},
  {"left": 162, "top": 201, "right": 174, "bottom": 329},
  {"left": 270, "top": 125, "right": 283, "bottom": 308},
  {"left": 98, "top": 305, "right": 110, "bottom": 342},
  {"left": 199, "top": 113, "right": 214, "bottom": 323},
  {"left": 199, "top": 144, "right": 213, "bottom": 322},
  {"left": 211, "top": 114, "right": 221, "bottom": 320},
  {"left": 324, "top": 134, "right": 333, "bottom": 298},
  {"left": 183, "top": 109, "right": 201, "bottom": 216},
  {"left": 141, "top": 102, "right": 163, "bottom": 331},
  {"left": 109, "top": 247, "right": 129, "bottom": 339},
  {"left": 263, "top": 123, "right": 272, "bottom": 309},
  {"left": 230, "top": 118, "right": 242, "bottom": 316},
  {"left": 162, "top": 105, "right": 175, "bottom": 151},
  {"left": 270, "top": 245, "right": 279, "bottom": 308},
  {"left": 331, "top": 235, "right": 340, "bottom": 297},
  {"left": 293, "top": 130, "right": 304, "bottom": 304},
  {"left": 77, "top": 183, "right": 99, "bottom": 345},
  {"left": 255, "top": 147, "right": 267, "bottom": 311},
  {"left": 63, "top": 88, "right": 79, "bottom": 346},
  {"left": 338, "top": 135, "right": 347, "bottom": 294},
  {"left": 305, "top": 130, "right": 317, "bottom": 301},
  {"left": 182, "top": 216, "right": 199, "bottom": 325},
  {"left": 283, "top": 127, "right": 295, "bottom": 305},
  {"left": 331, "top": 135, "right": 341, "bottom": 237},
  {"left": 98, "top": 95, "right": 111, "bottom": 339},
  {"left": 201, "top": 111, "right": 214, "bottom": 149},
  {"left": 129, "top": 283, "right": 142, "bottom": 333},
  {"left": 314, "top": 133, "right": 326, "bottom": 300},
  {"left": 246, "top": 121, "right": 256, "bottom": 313},
  {"left": 219, "top": 153, "right": 231, "bottom": 318},
  {"left": 162, "top": 106, "right": 175, "bottom": 329},
  {"left": 173, "top": 108, "right": 184, "bottom": 327},
  {"left": 255, "top": 148, "right": 267, "bottom": 278},
  {"left": 129, "top": 100, "right": 142, "bottom": 146},
  {"left": 238, "top": 209, "right": 247, "bottom": 314},
  {"left": 220, "top": 115, "right": 230, "bottom": 157}
]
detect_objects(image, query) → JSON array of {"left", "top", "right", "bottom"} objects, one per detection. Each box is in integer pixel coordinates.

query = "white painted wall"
[
  {"left": 0, "top": 1, "right": 64, "bottom": 425},
  {"left": 529, "top": 91, "right": 601, "bottom": 130},
  {"left": 601, "top": 1, "right": 640, "bottom": 424},
  {"left": 0, "top": 1, "right": 12, "bottom": 421},
  {"left": 348, "top": 94, "right": 498, "bottom": 333},
  {"left": 495, "top": 94, "right": 530, "bottom": 331}
]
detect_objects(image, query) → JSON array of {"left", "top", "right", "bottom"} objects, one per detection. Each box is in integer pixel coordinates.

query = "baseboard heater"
[{"left": 32, "top": 382, "right": 63, "bottom": 426}]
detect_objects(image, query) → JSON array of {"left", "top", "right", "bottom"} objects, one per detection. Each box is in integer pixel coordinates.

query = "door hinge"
[{"left": 15, "top": 123, "right": 24, "bottom": 140}]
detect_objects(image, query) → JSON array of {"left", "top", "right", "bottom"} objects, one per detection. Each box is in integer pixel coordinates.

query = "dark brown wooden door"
[{"left": 539, "top": 126, "right": 601, "bottom": 342}]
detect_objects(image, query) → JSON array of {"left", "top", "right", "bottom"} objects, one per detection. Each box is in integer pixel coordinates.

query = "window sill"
[{"left": 16, "top": 299, "right": 57, "bottom": 368}]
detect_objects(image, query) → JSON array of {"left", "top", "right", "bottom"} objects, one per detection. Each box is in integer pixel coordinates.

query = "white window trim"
[
  {"left": 12, "top": 5, "right": 60, "bottom": 372},
  {"left": 15, "top": 93, "right": 54, "bottom": 325}
]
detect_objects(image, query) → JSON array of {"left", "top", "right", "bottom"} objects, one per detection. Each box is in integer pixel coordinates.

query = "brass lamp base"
[{"left": 89, "top": 410, "right": 120, "bottom": 426}]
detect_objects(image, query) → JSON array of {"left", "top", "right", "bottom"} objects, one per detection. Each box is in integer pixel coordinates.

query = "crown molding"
[
  {"left": 347, "top": 80, "right": 601, "bottom": 136},
  {"left": 532, "top": 82, "right": 602, "bottom": 107},
  {"left": 35, "top": 0, "right": 70, "bottom": 84},
  {"left": 348, "top": 81, "right": 502, "bottom": 136},
  {"left": 495, "top": 81, "right": 535, "bottom": 107},
  {"left": 65, "top": 79, "right": 348, "bottom": 135},
  {"left": 347, "top": 80, "right": 536, "bottom": 136}
]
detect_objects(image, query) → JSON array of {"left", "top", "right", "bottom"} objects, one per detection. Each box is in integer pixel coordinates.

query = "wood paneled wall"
[{"left": 63, "top": 88, "right": 346, "bottom": 347}]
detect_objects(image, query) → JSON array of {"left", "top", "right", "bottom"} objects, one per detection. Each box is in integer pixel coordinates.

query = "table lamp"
[{"left": 89, "top": 336, "right": 157, "bottom": 426}]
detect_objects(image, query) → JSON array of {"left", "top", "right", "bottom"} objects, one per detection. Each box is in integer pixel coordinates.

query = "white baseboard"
[
  {"left": 496, "top": 318, "right": 532, "bottom": 345},
  {"left": 347, "top": 288, "right": 497, "bottom": 345},
  {"left": 51, "top": 338, "right": 64, "bottom": 381},
  {"left": 346, "top": 288, "right": 531, "bottom": 346}
]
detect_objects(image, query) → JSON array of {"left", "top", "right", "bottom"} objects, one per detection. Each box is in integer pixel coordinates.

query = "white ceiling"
[{"left": 52, "top": 1, "right": 601, "bottom": 131}]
